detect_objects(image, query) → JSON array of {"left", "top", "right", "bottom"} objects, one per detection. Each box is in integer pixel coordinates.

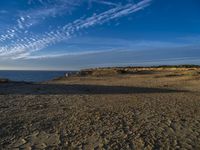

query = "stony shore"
[{"left": 1, "top": 67, "right": 200, "bottom": 149}]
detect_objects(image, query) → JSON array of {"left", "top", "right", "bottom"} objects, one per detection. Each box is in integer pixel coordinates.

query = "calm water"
[{"left": 0, "top": 70, "right": 75, "bottom": 82}]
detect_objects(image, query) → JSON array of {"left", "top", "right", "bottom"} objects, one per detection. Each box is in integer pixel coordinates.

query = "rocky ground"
[{"left": 1, "top": 68, "right": 200, "bottom": 149}]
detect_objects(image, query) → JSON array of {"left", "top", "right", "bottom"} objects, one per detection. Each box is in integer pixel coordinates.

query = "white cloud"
[
  {"left": 0, "top": 0, "right": 80, "bottom": 42},
  {"left": 90, "top": 0, "right": 119, "bottom": 6},
  {"left": 0, "top": 0, "right": 152, "bottom": 59},
  {"left": 0, "top": 10, "right": 8, "bottom": 14}
]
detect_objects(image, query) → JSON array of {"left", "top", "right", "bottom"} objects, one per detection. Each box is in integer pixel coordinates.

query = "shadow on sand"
[{"left": 0, "top": 83, "right": 187, "bottom": 95}]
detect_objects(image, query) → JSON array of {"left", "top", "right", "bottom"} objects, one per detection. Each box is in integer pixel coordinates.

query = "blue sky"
[{"left": 0, "top": 0, "right": 200, "bottom": 70}]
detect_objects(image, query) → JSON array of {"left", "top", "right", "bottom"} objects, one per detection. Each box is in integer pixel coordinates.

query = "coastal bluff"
[{"left": 73, "top": 65, "right": 200, "bottom": 77}]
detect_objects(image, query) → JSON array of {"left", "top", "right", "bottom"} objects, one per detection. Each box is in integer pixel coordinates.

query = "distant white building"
[{"left": 65, "top": 73, "right": 69, "bottom": 77}]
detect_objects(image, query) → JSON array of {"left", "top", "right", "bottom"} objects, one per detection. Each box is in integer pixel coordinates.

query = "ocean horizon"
[{"left": 0, "top": 70, "right": 77, "bottom": 82}]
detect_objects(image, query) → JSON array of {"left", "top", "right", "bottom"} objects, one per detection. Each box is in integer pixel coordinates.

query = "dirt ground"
[{"left": 1, "top": 69, "right": 200, "bottom": 149}]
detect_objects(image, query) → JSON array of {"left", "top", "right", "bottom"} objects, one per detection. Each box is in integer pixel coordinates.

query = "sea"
[{"left": 0, "top": 70, "right": 76, "bottom": 82}]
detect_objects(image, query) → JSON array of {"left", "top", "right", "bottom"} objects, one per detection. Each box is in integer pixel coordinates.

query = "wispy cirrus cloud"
[
  {"left": 0, "top": 10, "right": 8, "bottom": 14},
  {"left": 0, "top": 0, "right": 152, "bottom": 59},
  {"left": 18, "top": 0, "right": 84, "bottom": 27},
  {"left": 0, "top": 0, "right": 81, "bottom": 42},
  {"left": 13, "top": 46, "right": 200, "bottom": 70},
  {"left": 23, "top": 39, "right": 191, "bottom": 60},
  {"left": 90, "top": 0, "right": 120, "bottom": 7}
]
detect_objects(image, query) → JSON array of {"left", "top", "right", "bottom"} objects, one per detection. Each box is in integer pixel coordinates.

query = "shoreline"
[
  {"left": 1, "top": 66, "right": 200, "bottom": 149},
  {"left": 1, "top": 65, "right": 200, "bottom": 83}
]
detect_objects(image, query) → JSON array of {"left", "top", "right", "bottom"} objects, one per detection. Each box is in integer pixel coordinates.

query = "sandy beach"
[{"left": 1, "top": 68, "right": 200, "bottom": 149}]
